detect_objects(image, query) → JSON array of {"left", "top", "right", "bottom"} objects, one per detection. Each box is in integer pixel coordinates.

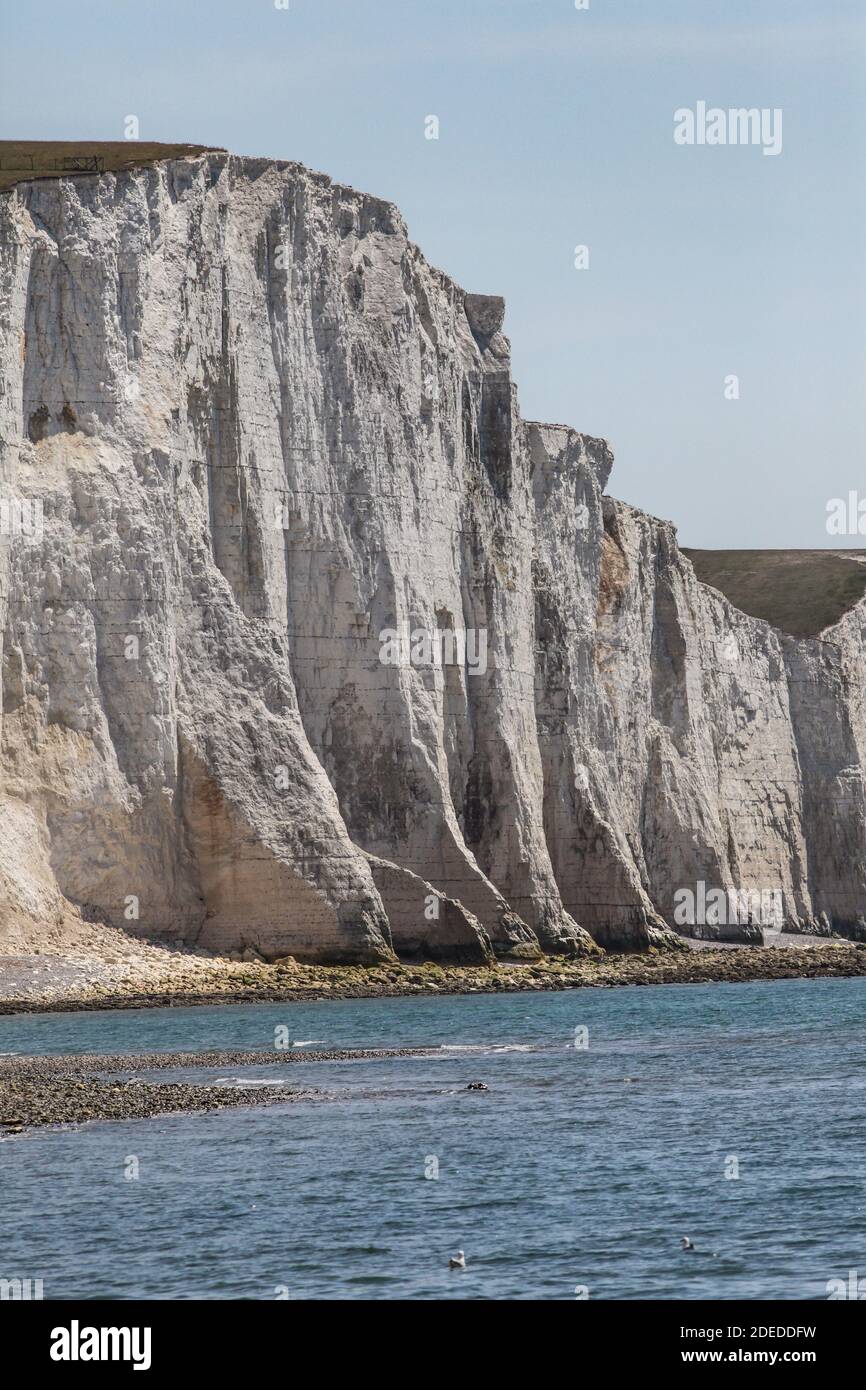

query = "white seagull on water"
[{"left": 449, "top": 1250, "right": 466, "bottom": 1270}]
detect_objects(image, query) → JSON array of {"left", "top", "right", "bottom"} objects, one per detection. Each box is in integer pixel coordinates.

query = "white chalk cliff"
[{"left": 1, "top": 152, "right": 864, "bottom": 961}]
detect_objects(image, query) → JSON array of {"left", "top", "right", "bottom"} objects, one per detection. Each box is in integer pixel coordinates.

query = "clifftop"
[
  {"left": 683, "top": 549, "right": 866, "bottom": 639},
  {"left": 0, "top": 141, "right": 227, "bottom": 194}
]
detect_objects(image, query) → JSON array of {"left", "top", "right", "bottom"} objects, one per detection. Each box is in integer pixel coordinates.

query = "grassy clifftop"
[
  {"left": 683, "top": 549, "right": 866, "bottom": 638},
  {"left": 0, "top": 140, "right": 223, "bottom": 193}
]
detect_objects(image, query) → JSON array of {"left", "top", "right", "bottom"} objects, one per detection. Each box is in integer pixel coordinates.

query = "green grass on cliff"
[
  {"left": 0, "top": 141, "right": 223, "bottom": 193},
  {"left": 683, "top": 549, "right": 866, "bottom": 638}
]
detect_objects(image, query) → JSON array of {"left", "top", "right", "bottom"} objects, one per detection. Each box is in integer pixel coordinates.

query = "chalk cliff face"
[{"left": 1, "top": 151, "right": 864, "bottom": 960}]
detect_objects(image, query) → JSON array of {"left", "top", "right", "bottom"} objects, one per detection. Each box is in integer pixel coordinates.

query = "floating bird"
[
  {"left": 449, "top": 1250, "right": 466, "bottom": 1270},
  {"left": 466, "top": 1081, "right": 488, "bottom": 1091},
  {"left": 681, "top": 1236, "right": 717, "bottom": 1256}
]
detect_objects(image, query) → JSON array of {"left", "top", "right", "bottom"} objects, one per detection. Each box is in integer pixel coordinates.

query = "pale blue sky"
[{"left": 3, "top": 0, "right": 864, "bottom": 546}]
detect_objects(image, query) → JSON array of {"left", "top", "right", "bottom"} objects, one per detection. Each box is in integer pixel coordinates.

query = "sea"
[{"left": 1, "top": 977, "right": 864, "bottom": 1300}]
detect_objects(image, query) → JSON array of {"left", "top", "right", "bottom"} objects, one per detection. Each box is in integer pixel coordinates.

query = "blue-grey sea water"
[{"left": 1, "top": 977, "right": 864, "bottom": 1300}]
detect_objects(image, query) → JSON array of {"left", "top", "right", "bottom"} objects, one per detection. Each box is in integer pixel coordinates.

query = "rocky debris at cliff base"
[
  {"left": 686, "top": 932, "right": 836, "bottom": 951},
  {"left": 1, "top": 938, "right": 865, "bottom": 1015}
]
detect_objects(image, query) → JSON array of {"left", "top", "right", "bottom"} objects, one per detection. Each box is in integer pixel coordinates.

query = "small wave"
[
  {"left": 438, "top": 1043, "right": 537, "bottom": 1054},
  {"left": 214, "top": 1077, "right": 288, "bottom": 1089},
  {"left": 292, "top": 1040, "right": 326, "bottom": 1048}
]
